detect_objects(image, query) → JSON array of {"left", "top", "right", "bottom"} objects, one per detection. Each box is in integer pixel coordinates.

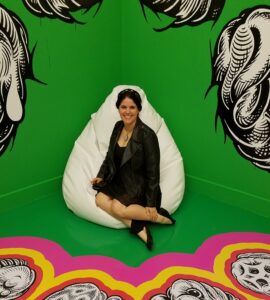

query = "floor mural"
[{"left": 1, "top": 233, "right": 270, "bottom": 299}]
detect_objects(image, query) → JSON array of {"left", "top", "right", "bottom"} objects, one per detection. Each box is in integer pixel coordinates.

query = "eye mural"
[
  {"left": 231, "top": 252, "right": 270, "bottom": 297},
  {"left": 0, "top": 258, "right": 36, "bottom": 299},
  {"left": 0, "top": 4, "right": 32, "bottom": 156},
  {"left": 23, "top": 0, "right": 225, "bottom": 28},
  {"left": 139, "top": 0, "right": 226, "bottom": 31},
  {"left": 213, "top": 6, "right": 270, "bottom": 171},
  {"left": 150, "top": 279, "right": 240, "bottom": 300},
  {"left": 22, "top": 0, "right": 103, "bottom": 23}
]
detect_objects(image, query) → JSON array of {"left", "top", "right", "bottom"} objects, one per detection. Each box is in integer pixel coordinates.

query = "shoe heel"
[
  {"left": 159, "top": 208, "right": 176, "bottom": 224},
  {"left": 145, "top": 225, "right": 153, "bottom": 250},
  {"left": 130, "top": 221, "right": 153, "bottom": 250}
]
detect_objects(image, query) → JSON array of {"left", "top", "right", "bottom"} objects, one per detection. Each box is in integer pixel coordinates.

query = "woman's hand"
[
  {"left": 146, "top": 207, "right": 158, "bottom": 222},
  {"left": 90, "top": 177, "right": 103, "bottom": 185}
]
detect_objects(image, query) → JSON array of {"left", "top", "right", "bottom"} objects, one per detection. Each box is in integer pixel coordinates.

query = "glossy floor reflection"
[{"left": 1, "top": 189, "right": 270, "bottom": 266}]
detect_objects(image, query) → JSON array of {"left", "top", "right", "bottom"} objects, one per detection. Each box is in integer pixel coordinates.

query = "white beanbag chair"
[{"left": 62, "top": 85, "right": 185, "bottom": 228}]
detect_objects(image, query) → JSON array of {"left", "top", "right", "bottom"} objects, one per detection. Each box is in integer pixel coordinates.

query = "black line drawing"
[
  {"left": 0, "top": 5, "right": 32, "bottom": 156},
  {"left": 0, "top": 258, "right": 36, "bottom": 299},
  {"left": 150, "top": 279, "right": 239, "bottom": 299},
  {"left": 232, "top": 252, "right": 270, "bottom": 296},
  {"left": 44, "top": 283, "right": 122, "bottom": 300},
  {"left": 140, "top": 0, "right": 225, "bottom": 31},
  {"left": 212, "top": 6, "right": 270, "bottom": 171},
  {"left": 22, "top": 0, "right": 103, "bottom": 23}
]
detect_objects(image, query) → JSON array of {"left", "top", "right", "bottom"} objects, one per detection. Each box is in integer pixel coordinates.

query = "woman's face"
[{"left": 118, "top": 97, "right": 140, "bottom": 127}]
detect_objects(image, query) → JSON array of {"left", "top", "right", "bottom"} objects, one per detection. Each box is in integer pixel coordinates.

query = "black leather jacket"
[{"left": 97, "top": 118, "right": 161, "bottom": 208}]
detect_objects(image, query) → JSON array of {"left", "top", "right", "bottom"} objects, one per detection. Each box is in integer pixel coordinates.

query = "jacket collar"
[{"left": 120, "top": 117, "right": 142, "bottom": 167}]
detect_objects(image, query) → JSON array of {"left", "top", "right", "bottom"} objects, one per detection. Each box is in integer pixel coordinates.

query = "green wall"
[
  {"left": 121, "top": 0, "right": 270, "bottom": 216},
  {"left": 0, "top": 0, "right": 121, "bottom": 205},
  {"left": 0, "top": 0, "right": 269, "bottom": 216}
]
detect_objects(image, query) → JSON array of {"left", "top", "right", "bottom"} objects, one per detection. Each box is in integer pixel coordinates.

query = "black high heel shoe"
[
  {"left": 159, "top": 208, "right": 176, "bottom": 225},
  {"left": 144, "top": 224, "right": 153, "bottom": 250},
  {"left": 130, "top": 220, "right": 153, "bottom": 250}
]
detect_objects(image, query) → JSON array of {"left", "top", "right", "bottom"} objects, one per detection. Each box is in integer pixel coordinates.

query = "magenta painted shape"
[{"left": 0, "top": 232, "right": 270, "bottom": 286}]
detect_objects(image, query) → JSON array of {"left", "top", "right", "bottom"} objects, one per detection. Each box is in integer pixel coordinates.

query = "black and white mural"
[
  {"left": 0, "top": 0, "right": 104, "bottom": 157},
  {"left": 0, "top": 258, "right": 36, "bottom": 299},
  {"left": 140, "top": 0, "right": 226, "bottom": 31},
  {"left": 44, "top": 283, "right": 122, "bottom": 300},
  {"left": 0, "top": 5, "right": 32, "bottom": 156},
  {"left": 213, "top": 7, "right": 270, "bottom": 171},
  {"left": 22, "top": 0, "right": 103, "bottom": 23},
  {"left": 0, "top": 0, "right": 269, "bottom": 176},
  {"left": 232, "top": 252, "right": 270, "bottom": 296},
  {"left": 23, "top": 0, "right": 226, "bottom": 28},
  {"left": 150, "top": 279, "right": 239, "bottom": 300}
]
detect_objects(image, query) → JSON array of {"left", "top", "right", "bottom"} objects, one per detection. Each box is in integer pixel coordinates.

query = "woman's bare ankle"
[{"left": 137, "top": 227, "right": 147, "bottom": 243}]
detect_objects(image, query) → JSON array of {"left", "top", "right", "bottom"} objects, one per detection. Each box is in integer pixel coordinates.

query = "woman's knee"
[
  {"left": 95, "top": 193, "right": 104, "bottom": 207},
  {"left": 111, "top": 201, "right": 126, "bottom": 218},
  {"left": 95, "top": 195, "right": 100, "bottom": 207}
]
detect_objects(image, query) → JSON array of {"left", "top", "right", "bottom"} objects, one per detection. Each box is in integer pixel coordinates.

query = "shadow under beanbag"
[{"left": 62, "top": 85, "right": 185, "bottom": 228}]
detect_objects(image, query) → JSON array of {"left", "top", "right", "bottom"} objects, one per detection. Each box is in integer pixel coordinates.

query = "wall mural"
[
  {"left": 213, "top": 7, "right": 270, "bottom": 171},
  {"left": 0, "top": 5, "right": 32, "bottom": 156},
  {"left": 0, "top": 1, "right": 102, "bottom": 156},
  {"left": 22, "top": 0, "right": 226, "bottom": 29},
  {"left": 0, "top": 1, "right": 269, "bottom": 174},
  {"left": 22, "top": 0, "right": 103, "bottom": 23},
  {"left": 139, "top": 0, "right": 226, "bottom": 31}
]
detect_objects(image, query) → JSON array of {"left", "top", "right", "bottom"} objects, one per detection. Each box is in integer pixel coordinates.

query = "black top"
[
  {"left": 100, "top": 143, "right": 131, "bottom": 205},
  {"left": 114, "top": 143, "right": 125, "bottom": 168}
]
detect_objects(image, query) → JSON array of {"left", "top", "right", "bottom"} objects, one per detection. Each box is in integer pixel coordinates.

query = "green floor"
[{"left": 1, "top": 189, "right": 269, "bottom": 267}]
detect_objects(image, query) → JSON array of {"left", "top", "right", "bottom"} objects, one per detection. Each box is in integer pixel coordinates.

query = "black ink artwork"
[
  {"left": 232, "top": 252, "right": 270, "bottom": 296},
  {"left": 23, "top": 0, "right": 103, "bottom": 23},
  {"left": 150, "top": 278, "right": 238, "bottom": 300},
  {"left": 140, "top": 0, "right": 225, "bottom": 31},
  {"left": 0, "top": 5, "right": 32, "bottom": 156},
  {"left": 44, "top": 283, "right": 122, "bottom": 300},
  {"left": 0, "top": 258, "right": 35, "bottom": 299},
  {"left": 213, "top": 7, "right": 270, "bottom": 171}
]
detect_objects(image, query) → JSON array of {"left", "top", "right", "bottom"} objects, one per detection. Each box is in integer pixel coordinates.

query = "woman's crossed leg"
[{"left": 95, "top": 192, "right": 173, "bottom": 247}]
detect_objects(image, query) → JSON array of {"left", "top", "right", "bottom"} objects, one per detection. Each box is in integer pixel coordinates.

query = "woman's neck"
[{"left": 123, "top": 122, "right": 136, "bottom": 133}]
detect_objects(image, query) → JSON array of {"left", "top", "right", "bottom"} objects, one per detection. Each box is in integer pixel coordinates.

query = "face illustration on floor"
[{"left": 0, "top": 233, "right": 270, "bottom": 300}]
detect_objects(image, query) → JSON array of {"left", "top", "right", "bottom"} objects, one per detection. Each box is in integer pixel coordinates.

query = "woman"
[{"left": 91, "top": 89, "right": 175, "bottom": 249}]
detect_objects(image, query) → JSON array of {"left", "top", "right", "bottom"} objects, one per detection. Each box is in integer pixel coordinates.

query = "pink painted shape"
[{"left": 0, "top": 232, "right": 270, "bottom": 286}]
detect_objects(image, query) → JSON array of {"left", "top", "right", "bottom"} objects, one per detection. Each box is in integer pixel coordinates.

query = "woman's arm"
[
  {"left": 96, "top": 152, "right": 110, "bottom": 180},
  {"left": 90, "top": 177, "right": 103, "bottom": 185}
]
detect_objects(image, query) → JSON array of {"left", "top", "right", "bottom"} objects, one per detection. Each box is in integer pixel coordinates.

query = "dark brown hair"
[{"left": 116, "top": 89, "right": 142, "bottom": 111}]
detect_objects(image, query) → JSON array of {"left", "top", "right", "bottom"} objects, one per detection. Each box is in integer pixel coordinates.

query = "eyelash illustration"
[
  {"left": 139, "top": 0, "right": 226, "bottom": 31},
  {"left": 22, "top": 0, "right": 103, "bottom": 23},
  {"left": 150, "top": 278, "right": 239, "bottom": 300}
]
